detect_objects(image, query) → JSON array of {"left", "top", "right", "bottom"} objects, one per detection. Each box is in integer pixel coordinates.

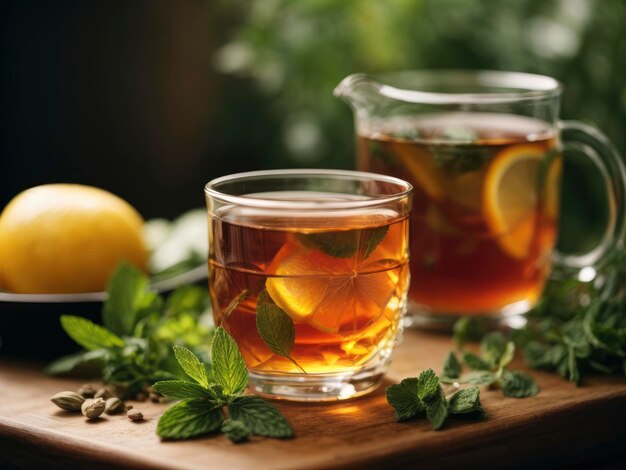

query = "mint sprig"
[
  {"left": 520, "top": 276, "right": 626, "bottom": 384},
  {"left": 154, "top": 327, "right": 293, "bottom": 442},
  {"left": 442, "top": 332, "right": 539, "bottom": 398},
  {"left": 386, "top": 368, "right": 484, "bottom": 430},
  {"left": 47, "top": 263, "right": 214, "bottom": 398}
]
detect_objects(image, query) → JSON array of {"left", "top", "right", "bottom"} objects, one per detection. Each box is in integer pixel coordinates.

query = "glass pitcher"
[{"left": 334, "top": 70, "right": 626, "bottom": 325}]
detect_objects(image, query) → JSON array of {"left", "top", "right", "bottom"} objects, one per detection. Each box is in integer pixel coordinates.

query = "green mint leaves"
[
  {"left": 385, "top": 378, "right": 422, "bottom": 421},
  {"left": 211, "top": 328, "right": 248, "bottom": 395},
  {"left": 442, "top": 351, "right": 461, "bottom": 379},
  {"left": 442, "top": 332, "right": 539, "bottom": 399},
  {"left": 228, "top": 395, "right": 294, "bottom": 438},
  {"left": 255, "top": 290, "right": 304, "bottom": 373},
  {"left": 103, "top": 262, "right": 155, "bottom": 336},
  {"left": 48, "top": 263, "right": 214, "bottom": 398},
  {"left": 362, "top": 226, "right": 390, "bottom": 259},
  {"left": 157, "top": 398, "right": 224, "bottom": 439},
  {"left": 173, "top": 345, "right": 210, "bottom": 388},
  {"left": 60, "top": 315, "right": 124, "bottom": 350},
  {"left": 298, "top": 225, "right": 389, "bottom": 259},
  {"left": 448, "top": 387, "right": 484, "bottom": 415},
  {"left": 221, "top": 419, "right": 251, "bottom": 443},
  {"left": 154, "top": 327, "right": 293, "bottom": 442},
  {"left": 501, "top": 370, "right": 539, "bottom": 398},
  {"left": 386, "top": 369, "right": 484, "bottom": 430},
  {"left": 522, "top": 279, "right": 626, "bottom": 384}
]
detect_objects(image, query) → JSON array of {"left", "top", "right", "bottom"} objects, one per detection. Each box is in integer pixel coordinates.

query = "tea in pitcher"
[{"left": 358, "top": 112, "right": 561, "bottom": 316}]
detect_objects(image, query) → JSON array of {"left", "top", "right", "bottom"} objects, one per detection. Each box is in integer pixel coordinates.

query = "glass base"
[
  {"left": 248, "top": 358, "right": 390, "bottom": 402},
  {"left": 404, "top": 299, "right": 531, "bottom": 331}
]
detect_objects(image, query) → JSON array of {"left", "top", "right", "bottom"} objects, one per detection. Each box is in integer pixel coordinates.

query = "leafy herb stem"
[{"left": 154, "top": 327, "right": 293, "bottom": 442}]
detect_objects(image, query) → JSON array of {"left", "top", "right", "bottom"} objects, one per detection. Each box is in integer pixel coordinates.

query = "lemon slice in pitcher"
[{"left": 483, "top": 143, "right": 559, "bottom": 259}]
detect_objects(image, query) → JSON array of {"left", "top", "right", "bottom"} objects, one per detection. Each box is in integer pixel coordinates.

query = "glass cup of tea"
[
  {"left": 205, "top": 169, "right": 412, "bottom": 401},
  {"left": 335, "top": 70, "right": 626, "bottom": 325}
]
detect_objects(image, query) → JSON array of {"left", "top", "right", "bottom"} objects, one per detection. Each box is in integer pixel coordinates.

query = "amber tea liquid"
[
  {"left": 209, "top": 194, "right": 410, "bottom": 377},
  {"left": 358, "top": 112, "right": 561, "bottom": 316}
]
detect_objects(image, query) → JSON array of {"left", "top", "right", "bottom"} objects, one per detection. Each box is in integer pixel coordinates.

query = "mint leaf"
[
  {"left": 501, "top": 371, "right": 539, "bottom": 398},
  {"left": 132, "top": 290, "right": 164, "bottom": 333},
  {"left": 45, "top": 349, "right": 107, "bottom": 375},
  {"left": 298, "top": 225, "right": 389, "bottom": 259},
  {"left": 221, "top": 419, "right": 250, "bottom": 443},
  {"left": 173, "top": 345, "right": 209, "bottom": 388},
  {"left": 229, "top": 396, "right": 293, "bottom": 438},
  {"left": 425, "top": 389, "right": 448, "bottom": 430},
  {"left": 362, "top": 225, "right": 389, "bottom": 258},
  {"left": 385, "top": 378, "right": 423, "bottom": 421},
  {"left": 60, "top": 315, "right": 124, "bottom": 350},
  {"left": 103, "top": 263, "right": 150, "bottom": 336},
  {"left": 523, "top": 341, "right": 550, "bottom": 369},
  {"left": 463, "top": 352, "right": 491, "bottom": 371},
  {"left": 416, "top": 369, "right": 440, "bottom": 402},
  {"left": 211, "top": 327, "right": 248, "bottom": 396},
  {"left": 298, "top": 231, "right": 359, "bottom": 258},
  {"left": 156, "top": 398, "right": 223, "bottom": 439},
  {"left": 449, "top": 387, "right": 485, "bottom": 415},
  {"left": 453, "top": 317, "right": 486, "bottom": 348},
  {"left": 480, "top": 332, "right": 507, "bottom": 367},
  {"left": 153, "top": 380, "right": 213, "bottom": 400},
  {"left": 256, "top": 291, "right": 304, "bottom": 372},
  {"left": 164, "top": 285, "right": 210, "bottom": 316},
  {"left": 443, "top": 352, "right": 461, "bottom": 379},
  {"left": 461, "top": 371, "right": 495, "bottom": 386}
]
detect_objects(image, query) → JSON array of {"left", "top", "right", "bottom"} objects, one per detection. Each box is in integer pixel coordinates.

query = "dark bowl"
[{"left": 0, "top": 265, "right": 208, "bottom": 359}]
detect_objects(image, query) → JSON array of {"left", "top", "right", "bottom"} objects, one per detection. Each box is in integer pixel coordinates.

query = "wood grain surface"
[{"left": 1, "top": 329, "right": 625, "bottom": 469}]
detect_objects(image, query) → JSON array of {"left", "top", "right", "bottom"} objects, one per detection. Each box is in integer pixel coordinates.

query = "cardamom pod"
[
  {"left": 127, "top": 409, "right": 143, "bottom": 421},
  {"left": 104, "top": 397, "right": 124, "bottom": 414},
  {"left": 50, "top": 391, "right": 85, "bottom": 411},
  {"left": 94, "top": 387, "right": 113, "bottom": 400},
  {"left": 81, "top": 397, "right": 106, "bottom": 419},
  {"left": 77, "top": 384, "right": 96, "bottom": 398}
]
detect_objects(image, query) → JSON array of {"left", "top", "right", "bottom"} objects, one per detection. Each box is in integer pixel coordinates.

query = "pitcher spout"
[{"left": 333, "top": 73, "right": 383, "bottom": 111}]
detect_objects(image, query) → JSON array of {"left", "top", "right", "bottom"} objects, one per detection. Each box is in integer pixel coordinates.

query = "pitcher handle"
[{"left": 552, "top": 121, "right": 626, "bottom": 280}]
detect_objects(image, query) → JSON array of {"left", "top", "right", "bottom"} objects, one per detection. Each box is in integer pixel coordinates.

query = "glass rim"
[
  {"left": 204, "top": 169, "right": 413, "bottom": 210},
  {"left": 338, "top": 69, "right": 563, "bottom": 105}
]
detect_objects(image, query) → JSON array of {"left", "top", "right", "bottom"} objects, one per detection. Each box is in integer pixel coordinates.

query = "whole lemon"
[{"left": 0, "top": 184, "right": 147, "bottom": 294}]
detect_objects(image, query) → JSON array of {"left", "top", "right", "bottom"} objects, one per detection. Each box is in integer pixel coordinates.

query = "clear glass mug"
[
  {"left": 335, "top": 70, "right": 626, "bottom": 325},
  {"left": 205, "top": 170, "right": 412, "bottom": 401}
]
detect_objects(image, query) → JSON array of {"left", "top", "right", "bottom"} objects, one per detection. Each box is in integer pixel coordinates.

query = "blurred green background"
[
  {"left": 2, "top": 0, "right": 625, "bottom": 252},
  {"left": 218, "top": 0, "right": 625, "bottom": 167},
  {"left": 217, "top": 0, "right": 625, "bottom": 253}
]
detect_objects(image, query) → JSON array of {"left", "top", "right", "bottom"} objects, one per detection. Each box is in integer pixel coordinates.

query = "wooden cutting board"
[{"left": 1, "top": 329, "right": 625, "bottom": 469}]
